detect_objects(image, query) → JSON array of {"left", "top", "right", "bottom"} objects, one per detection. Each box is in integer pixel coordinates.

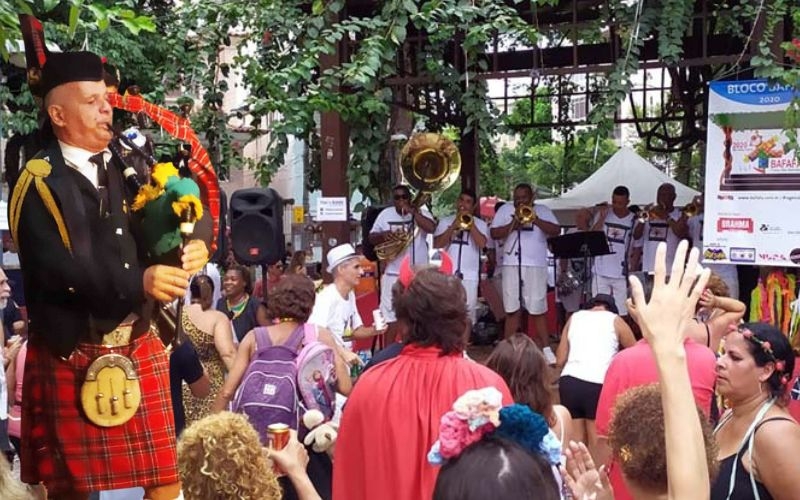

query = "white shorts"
[
  {"left": 501, "top": 266, "right": 548, "bottom": 315},
  {"left": 380, "top": 273, "right": 399, "bottom": 323},
  {"left": 592, "top": 275, "right": 629, "bottom": 315},
  {"left": 462, "top": 278, "right": 479, "bottom": 325}
]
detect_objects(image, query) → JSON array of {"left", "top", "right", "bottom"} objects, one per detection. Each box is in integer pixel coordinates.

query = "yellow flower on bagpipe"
[
  {"left": 131, "top": 184, "right": 163, "bottom": 212},
  {"left": 131, "top": 162, "right": 179, "bottom": 212},
  {"left": 151, "top": 162, "right": 180, "bottom": 189}
]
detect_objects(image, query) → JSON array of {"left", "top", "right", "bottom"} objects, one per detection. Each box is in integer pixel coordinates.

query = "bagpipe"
[{"left": 106, "top": 93, "right": 222, "bottom": 347}]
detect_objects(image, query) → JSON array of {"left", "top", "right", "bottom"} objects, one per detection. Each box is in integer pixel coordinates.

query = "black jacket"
[{"left": 14, "top": 141, "right": 211, "bottom": 358}]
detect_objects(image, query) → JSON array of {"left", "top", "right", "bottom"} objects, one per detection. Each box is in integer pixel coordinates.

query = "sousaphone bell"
[{"left": 375, "top": 133, "right": 461, "bottom": 261}]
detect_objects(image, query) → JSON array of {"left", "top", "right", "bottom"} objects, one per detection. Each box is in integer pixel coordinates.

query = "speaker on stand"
[{"left": 230, "top": 188, "right": 285, "bottom": 304}]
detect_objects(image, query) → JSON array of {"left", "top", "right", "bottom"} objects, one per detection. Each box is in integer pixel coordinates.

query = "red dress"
[{"left": 332, "top": 344, "right": 513, "bottom": 500}]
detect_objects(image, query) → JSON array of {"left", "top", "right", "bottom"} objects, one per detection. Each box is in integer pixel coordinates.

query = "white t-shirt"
[
  {"left": 491, "top": 203, "right": 558, "bottom": 268},
  {"left": 308, "top": 284, "right": 363, "bottom": 348},
  {"left": 434, "top": 215, "right": 489, "bottom": 281},
  {"left": 370, "top": 206, "right": 432, "bottom": 274},
  {"left": 640, "top": 208, "right": 682, "bottom": 272},
  {"left": 593, "top": 211, "right": 635, "bottom": 279}
]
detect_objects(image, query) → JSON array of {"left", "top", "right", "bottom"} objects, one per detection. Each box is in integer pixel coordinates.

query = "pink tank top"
[{"left": 8, "top": 341, "right": 26, "bottom": 439}]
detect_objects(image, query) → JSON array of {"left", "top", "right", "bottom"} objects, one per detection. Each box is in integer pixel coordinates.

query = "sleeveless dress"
[{"left": 181, "top": 311, "right": 227, "bottom": 426}]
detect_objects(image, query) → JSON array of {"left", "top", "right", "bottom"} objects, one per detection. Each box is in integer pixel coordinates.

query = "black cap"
[
  {"left": 40, "top": 51, "right": 104, "bottom": 97},
  {"left": 586, "top": 293, "right": 619, "bottom": 315}
]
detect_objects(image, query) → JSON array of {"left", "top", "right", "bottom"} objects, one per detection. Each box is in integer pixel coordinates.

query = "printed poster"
[{"left": 704, "top": 80, "right": 800, "bottom": 267}]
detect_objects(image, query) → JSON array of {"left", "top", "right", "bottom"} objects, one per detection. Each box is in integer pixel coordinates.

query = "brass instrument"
[
  {"left": 682, "top": 202, "right": 699, "bottom": 217},
  {"left": 636, "top": 204, "right": 664, "bottom": 224},
  {"left": 456, "top": 212, "right": 474, "bottom": 231},
  {"left": 515, "top": 204, "right": 537, "bottom": 225},
  {"left": 375, "top": 133, "right": 461, "bottom": 261}
]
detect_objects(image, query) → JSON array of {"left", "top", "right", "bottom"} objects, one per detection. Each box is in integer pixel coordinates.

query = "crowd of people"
[{"left": 2, "top": 44, "right": 800, "bottom": 500}]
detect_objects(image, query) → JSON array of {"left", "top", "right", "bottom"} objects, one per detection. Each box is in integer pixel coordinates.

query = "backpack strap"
[
  {"left": 286, "top": 324, "right": 307, "bottom": 352},
  {"left": 253, "top": 326, "right": 272, "bottom": 354},
  {"left": 254, "top": 324, "right": 306, "bottom": 354},
  {"left": 303, "top": 323, "right": 319, "bottom": 344}
]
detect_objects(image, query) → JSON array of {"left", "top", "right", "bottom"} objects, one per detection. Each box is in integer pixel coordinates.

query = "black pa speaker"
[
  {"left": 210, "top": 189, "right": 228, "bottom": 264},
  {"left": 230, "top": 188, "right": 284, "bottom": 265},
  {"left": 361, "top": 205, "right": 388, "bottom": 262}
]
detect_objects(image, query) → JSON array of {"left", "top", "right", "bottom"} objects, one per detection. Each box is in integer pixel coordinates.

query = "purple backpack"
[
  {"left": 232, "top": 325, "right": 305, "bottom": 443},
  {"left": 232, "top": 324, "right": 338, "bottom": 443}
]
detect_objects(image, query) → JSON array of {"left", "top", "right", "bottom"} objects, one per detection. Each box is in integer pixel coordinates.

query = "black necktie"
[{"left": 89, "top": 152, "right": 109, "bottom": 215}]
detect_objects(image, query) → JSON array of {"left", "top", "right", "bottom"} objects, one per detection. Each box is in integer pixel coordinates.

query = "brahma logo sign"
[{"left": 717, "top": 218, "right": 754, "bottom": 232}]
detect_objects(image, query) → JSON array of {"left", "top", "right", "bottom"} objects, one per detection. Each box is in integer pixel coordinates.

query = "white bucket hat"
[{"left": 326, "top": 243, "right": 359, "bottom": 273}]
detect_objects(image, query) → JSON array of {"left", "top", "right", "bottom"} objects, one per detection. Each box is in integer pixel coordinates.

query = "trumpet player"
[
  {"left": 433, "top": 190, "right": 488, "bottom": 324},
  {"left": 580, "top": 185, "right": 635, "bottom": 315},
  {"left": 490, "top": 183, "right": 560, "bottom": 346},
  {"left": 632, "top": 182, "right": 689, "bottom": 272},
  {"left": 369, "top": 184, "right": 437, "bottom": 341}
]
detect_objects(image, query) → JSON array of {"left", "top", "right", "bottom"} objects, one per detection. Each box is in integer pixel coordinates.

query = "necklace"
[
  {"left": 227, "top": 294, "right": 249, "bottom": 320},
  {"left": 274, "top": 317, "right": 298, "bottom": 325}
]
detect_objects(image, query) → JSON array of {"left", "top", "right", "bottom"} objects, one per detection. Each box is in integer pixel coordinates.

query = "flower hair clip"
[
  {"left": 427, "top": 387, "right": 562, "bottom": 467},
  {"left": 737, "top": 325, "right": 781, "bottom": 369}
]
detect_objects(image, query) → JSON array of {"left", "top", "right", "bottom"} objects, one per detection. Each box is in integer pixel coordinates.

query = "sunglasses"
[{"left": 394, "top": 193, "right": 410, "bottom": 200}]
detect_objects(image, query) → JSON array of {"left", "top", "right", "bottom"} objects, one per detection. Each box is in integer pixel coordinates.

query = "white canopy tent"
[{"left": 537, "top": 147, "right": 700, "bottom": 225}]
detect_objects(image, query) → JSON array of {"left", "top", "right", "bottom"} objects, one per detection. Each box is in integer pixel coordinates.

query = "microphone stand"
[
  {"left": 455, "top": 227, "right": 465, "bottom": 280},
  {"left": 516, "top": 225, "right": 525, "bottom": 334}
]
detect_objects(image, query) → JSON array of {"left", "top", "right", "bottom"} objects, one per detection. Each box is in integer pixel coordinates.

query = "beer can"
[{"left": 267, "top": 423, "right": 290, "bottom": 451}]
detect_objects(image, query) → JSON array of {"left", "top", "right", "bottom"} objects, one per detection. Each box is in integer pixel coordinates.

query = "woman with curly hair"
[
  {"left": 212, "top": 274, "right": 351, "bottom": 499},
  {"left": 333, "top": 263, "right": 513, "bottom": 500},
  {"left": 711, "top": 322, "right": 800, "bottom": 499},
  {"left": 610, "top": 384, "right": 719, "bottom": 498},
  {"left": 178, "top": 411, "right": 319, "bottom": 500}
]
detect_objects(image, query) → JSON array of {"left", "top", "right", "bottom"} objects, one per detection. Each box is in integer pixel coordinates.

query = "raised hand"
[
  {"left": 561, "top": 441, "right": 613, "bottom": 500},
  {"left": 626, "top": 240, "right": 710, "bottom": 351}
]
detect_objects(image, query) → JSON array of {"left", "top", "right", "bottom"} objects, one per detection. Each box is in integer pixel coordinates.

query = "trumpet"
[
  {"left": 636, "top": 204, "right": 665, "bottom": 223},
  {"left": 515, "top": 204, "right": 537, "bottom": 225},
  {"left": 456, "top": 212, "right": 474, "bottom": 231},
  {"left": 682, "top": 202, "right": 699, "bottom": 217}
]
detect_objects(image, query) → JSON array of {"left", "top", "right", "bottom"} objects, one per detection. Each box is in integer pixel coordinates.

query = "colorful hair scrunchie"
[{"left": 428, "top": 387, "right": 562, "bottom": 467}]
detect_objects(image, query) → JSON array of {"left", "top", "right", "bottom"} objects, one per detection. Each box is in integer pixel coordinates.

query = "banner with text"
[{"left": 704, "top": 80, "right": 800, "bottom": 267}]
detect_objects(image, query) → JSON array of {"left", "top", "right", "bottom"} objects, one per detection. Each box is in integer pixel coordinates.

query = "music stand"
[{"left": 548, "top": 231, "right": 612, "bottom": 307}]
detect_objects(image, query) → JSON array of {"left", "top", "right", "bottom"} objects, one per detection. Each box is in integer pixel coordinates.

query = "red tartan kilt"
[{"left": 21, "top": 330, "right": 179, "bottom": 494}]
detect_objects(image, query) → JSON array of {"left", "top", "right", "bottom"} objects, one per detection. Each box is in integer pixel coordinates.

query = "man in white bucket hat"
[{"left": 309, "top": 244, "right": 386, "bottom": 364}]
